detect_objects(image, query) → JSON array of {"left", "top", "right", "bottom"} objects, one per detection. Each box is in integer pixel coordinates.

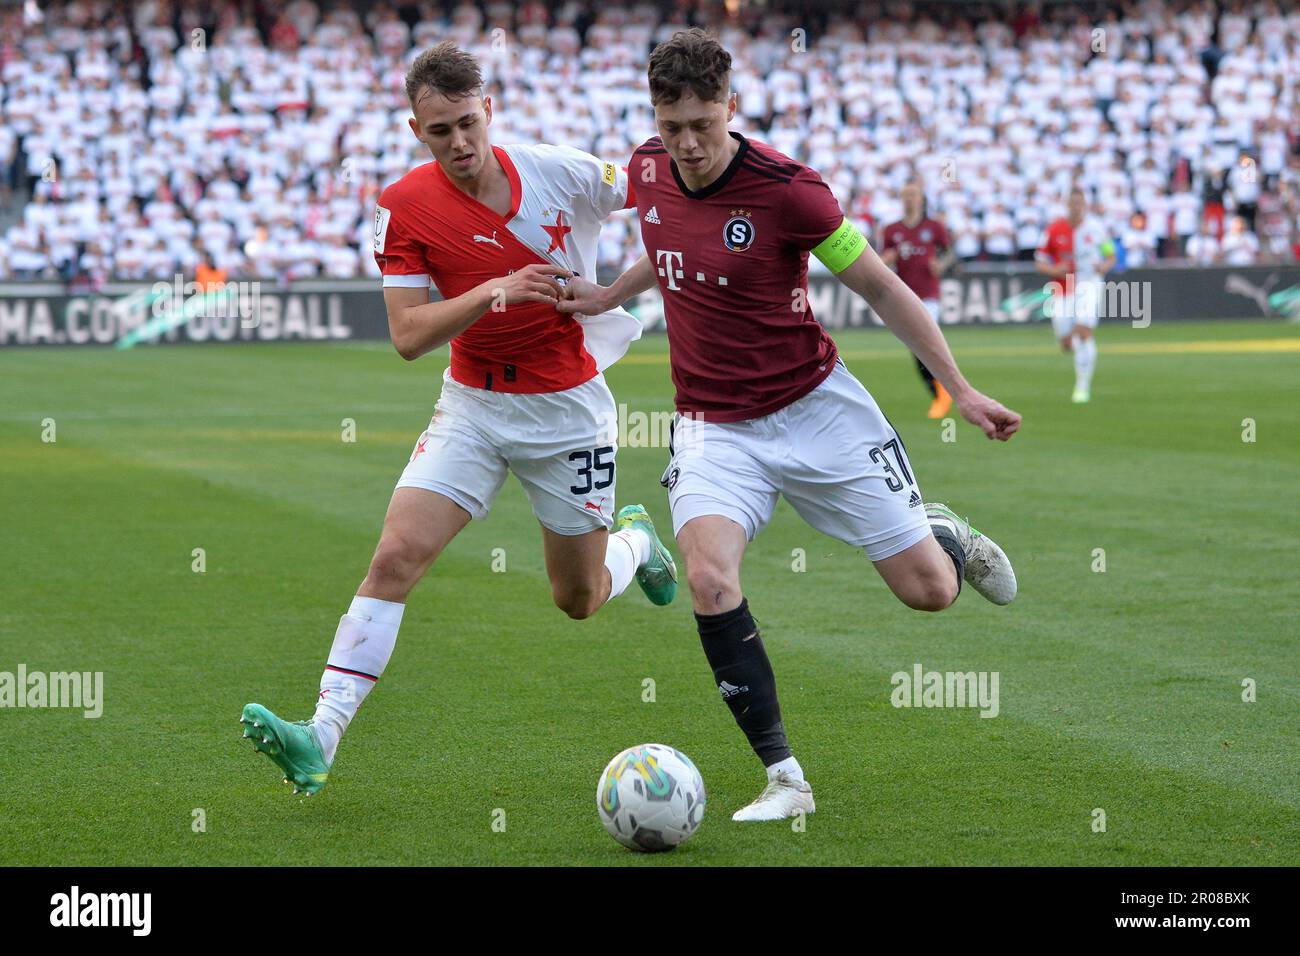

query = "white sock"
[
  {"left": 312, "top": 595, "right": 404, "bottom": 764},
  {"left": 766, "top": 755, "right": 805, "bottom": 783},
  {"left": 602, "top": 528, "right": 651, "bottom": 603},
  {"left": 1074, "top": 336, "right": 1097, "bottom": 391}
]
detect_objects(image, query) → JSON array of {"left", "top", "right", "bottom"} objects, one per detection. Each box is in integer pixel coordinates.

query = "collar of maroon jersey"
[
  {"left": 671, "top": 131, "right": 748, "bottom": 201},
  {"left": 433, "top": 144, "right": 523, "bottom": 224}
]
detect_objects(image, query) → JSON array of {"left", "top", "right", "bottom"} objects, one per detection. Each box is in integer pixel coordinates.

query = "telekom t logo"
[
  {"left": 655, "top": 249, "right": 730, "bottom": 291},
  {"left": 656, "top": 249, "right": 685, "bottom": 291}
]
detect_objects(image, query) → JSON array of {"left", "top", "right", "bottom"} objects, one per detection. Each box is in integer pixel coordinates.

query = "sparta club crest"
[{"left": 723, "top": 212, "right": 755, "bottom": 252}]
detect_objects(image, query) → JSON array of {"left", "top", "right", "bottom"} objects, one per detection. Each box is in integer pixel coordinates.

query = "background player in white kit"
[
  {"left": 238, "top": 44, "right": 677, "bottom": 796},
  {"left": 1036, "top": 188, "right": 1116, "bottom": 403}
]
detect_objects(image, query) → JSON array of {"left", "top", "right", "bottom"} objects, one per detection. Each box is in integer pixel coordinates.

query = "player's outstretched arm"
[
  {"left": 557, "top": 254, "right": 656, "bottom": 316},
  {"left": 383, "top": 264, "right": 570, "bottom": 361},
  {"left": 834, "top": 245, "right": 1022, "bottom": 441}
]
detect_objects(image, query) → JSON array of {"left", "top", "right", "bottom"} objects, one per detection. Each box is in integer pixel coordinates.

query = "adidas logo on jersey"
[
  {"left": 909, "top": 491, "right": 922, "bottom": 508},
  {"left": 644, "top": 206, "right": 662, "bottom": 225}
]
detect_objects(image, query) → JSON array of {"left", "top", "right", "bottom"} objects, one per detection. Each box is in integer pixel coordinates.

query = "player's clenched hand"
[
  {"left": 483, "top": 264, "right": 571, "bottom": 307},
  {"left": 555, "top": 276, "right": 614, "bottom": 316},
  {"left": 957, "top": 390, "right": 1022, "bottom": 441}
]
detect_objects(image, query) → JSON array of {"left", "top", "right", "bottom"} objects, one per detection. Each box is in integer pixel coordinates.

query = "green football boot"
[
  {"left": 616, "top": 504, "right": 678, "bottom": 606},
  {"left": 240, "top": 703, "right": 330, "bottom": 796}
]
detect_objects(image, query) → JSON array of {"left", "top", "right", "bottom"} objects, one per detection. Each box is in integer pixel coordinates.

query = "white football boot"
[
  {"left": 731, "top": 772, "right": 816, "bottom": 822},
  {"left": 925, "top": 502, "right": 1018, "bottom": 605}
]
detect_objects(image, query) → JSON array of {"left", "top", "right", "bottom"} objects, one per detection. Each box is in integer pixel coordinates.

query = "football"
[{"left": 596, "top": 744, "right": 706, "bottom": 852}]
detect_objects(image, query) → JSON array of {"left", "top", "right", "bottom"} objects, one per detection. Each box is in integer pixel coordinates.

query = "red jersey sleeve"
[
  {"left": 782, "top": 168, "right": 849, "bottom": 252},
  {"left": 372, "top": 192, "right": 430, "bottom": 288}
]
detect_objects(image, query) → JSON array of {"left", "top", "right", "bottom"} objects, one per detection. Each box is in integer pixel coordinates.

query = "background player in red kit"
[
  {"left": 562, "top": 29, "right": 1022, "bottom": 821},
  {"left": 1035, "top": 187, "right": 1115, "bottom": 403},
  {"left": 238, "top": 43, "right": 678, "bottom": 797},
  {"left": 880, "top": 181, "right": 958, "bottom": 418}
]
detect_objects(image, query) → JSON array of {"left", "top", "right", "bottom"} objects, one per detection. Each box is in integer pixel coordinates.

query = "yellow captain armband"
[{"left": 811, "top": 217, "right": 867, "bottom": 273}]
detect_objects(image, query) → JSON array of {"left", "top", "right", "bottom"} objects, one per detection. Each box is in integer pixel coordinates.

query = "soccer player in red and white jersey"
[
  {"left": 1035, "top": 187, "right": 1116, "bottom": 403},
  {"left": 880, "top": 182, "right": 957, "bottom": 418},
  {"left": 562, "top": 30, "right": 1021, "bottom": 821},
  {"left": 239, "top": 43, "right": 678, "bottom": 797}
]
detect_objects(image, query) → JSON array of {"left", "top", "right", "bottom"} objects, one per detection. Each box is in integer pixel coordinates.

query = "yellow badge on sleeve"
[{"left": 601, "top": 162, "right": 617, "bottom": 187}]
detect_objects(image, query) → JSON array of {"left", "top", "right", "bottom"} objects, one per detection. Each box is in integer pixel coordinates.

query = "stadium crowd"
[{"left": 1, "top": 0, "right": 1298, "bottom": 286}]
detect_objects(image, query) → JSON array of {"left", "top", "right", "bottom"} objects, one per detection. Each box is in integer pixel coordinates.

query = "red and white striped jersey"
[{"left": 374, "top": 143, "right": 639, "bottom": 393}]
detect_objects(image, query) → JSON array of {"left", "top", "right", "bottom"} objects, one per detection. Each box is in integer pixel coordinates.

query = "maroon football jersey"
[
  {"left": 631, "top": 133, "right": 844, "bottom": 422},
  {"left": 880, "top": 217, "right": 949, "bottom": 301}
]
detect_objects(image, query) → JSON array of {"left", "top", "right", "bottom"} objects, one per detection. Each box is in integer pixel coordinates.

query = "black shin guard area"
[
  {"left": 930, "top": 523, "right": 965, "bottom": 594},
  {"left": 915, "top": 355, "right": 937, "bottom": 396},
  {"left": 695, "top": 599, "right": 791, "bottom": 765}
]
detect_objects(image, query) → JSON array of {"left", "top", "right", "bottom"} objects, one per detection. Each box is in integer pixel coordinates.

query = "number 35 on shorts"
[{"left": 569, "top": 445, "right": 615, "bottom": 495}]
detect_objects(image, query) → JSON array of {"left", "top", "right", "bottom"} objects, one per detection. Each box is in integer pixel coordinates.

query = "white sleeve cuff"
[{"left": 382, "top": 274, "right": 431, "bottom": 288}]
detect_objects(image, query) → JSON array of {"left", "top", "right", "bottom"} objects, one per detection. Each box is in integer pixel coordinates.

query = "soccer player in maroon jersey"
[
  {"left": 562, "top": 30, "right": 1022, "bottom": 821},
  {"left": 880, "top": 182, "right": 958, "bottom": 419},
  {"left": 238, "top": 43, "right": 679, "bottom": 797}
]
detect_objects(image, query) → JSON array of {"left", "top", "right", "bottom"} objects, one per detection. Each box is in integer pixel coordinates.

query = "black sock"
[
  {"left": 929, "top": 522, "right": 965, "bottom": 595},
  {"left": 915, "top": 355, "right": 937, "bottom": 397},
  {"left": 695, "top": 599, "right": 791, "bottom": 766}
]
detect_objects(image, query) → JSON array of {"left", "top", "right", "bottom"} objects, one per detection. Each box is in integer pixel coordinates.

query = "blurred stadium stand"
[{"left": 1, "top": 0, "right": 1298, "bottom": 287}]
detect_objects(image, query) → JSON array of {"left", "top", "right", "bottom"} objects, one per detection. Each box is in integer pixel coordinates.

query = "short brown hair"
[
  {"left": 647, "top": 28, "right": 731, "bottom": 105},
  {"left": 405, "top": 42, "right": 483, "bottom": 104}
]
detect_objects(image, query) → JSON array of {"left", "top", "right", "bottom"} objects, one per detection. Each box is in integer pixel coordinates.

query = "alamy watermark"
[
  {"left": 595, "top": 405, "right": 711, "bottom": 449},
  {"left": 50, "top": 886, "right": 150, "bottom": 935},
  {"left": 890, "top": 663, "right": 999, "bottom": 718},
  {"left": 1045, "top": 275, "right": 1151, "bottom": 328},
  {"left": 150, "top": 275, "right": 261, "bottom": 327},
  {"left": 0, "top": 665, "right": 103, "bottom": 718}
]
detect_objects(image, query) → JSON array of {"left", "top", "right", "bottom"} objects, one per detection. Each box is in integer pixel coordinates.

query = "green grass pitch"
[{"left": 1, "top": 319, "right": 1297, "bottom": 866}]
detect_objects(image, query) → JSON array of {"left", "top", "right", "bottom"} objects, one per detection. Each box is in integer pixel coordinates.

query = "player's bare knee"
[
  {"left": 367, "top": 537, "right": 431, "bottom": 591},
  {"left": 685, "top": 562, "right": 737, "bottom": 609},
  {"left": 899, "top": 573, "right": 958, "bottom": 612},
  {"left": 931, "top": 576, "right": 960, "bottom": 611},
  {"left": 553, "top": 584, "right": 601, "bottom": 620},
  {"left": 902, "top": 590, "right": 947, "bottom": 613}
]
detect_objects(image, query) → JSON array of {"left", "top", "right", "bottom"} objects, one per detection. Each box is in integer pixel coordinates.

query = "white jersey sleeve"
[
  {"left": 500, "top": 142, "right": 641, "bottom": 372},
  {"left": 520, "top": 141, "right": 631, "bottom": 222},
  {"left": 547, "top": 144, "right": 633, "bottom": 221},
  {"left": 1073, "top": 217, "right": 1115, "bottom": 280},
  {"left": 548, "top": 146, "right": 640, "bottom": 371}
]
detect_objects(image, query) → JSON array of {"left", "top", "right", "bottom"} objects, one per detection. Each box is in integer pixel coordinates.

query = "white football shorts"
[
  {"left": 396, "top": 368, "right": 617, "bottom": 535},
  {"left": 662, "top": 360, "right": 932, "bottom": 561},
  {"left": 1049, "top": 279, "right": 1101, "bottom": 338}
]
